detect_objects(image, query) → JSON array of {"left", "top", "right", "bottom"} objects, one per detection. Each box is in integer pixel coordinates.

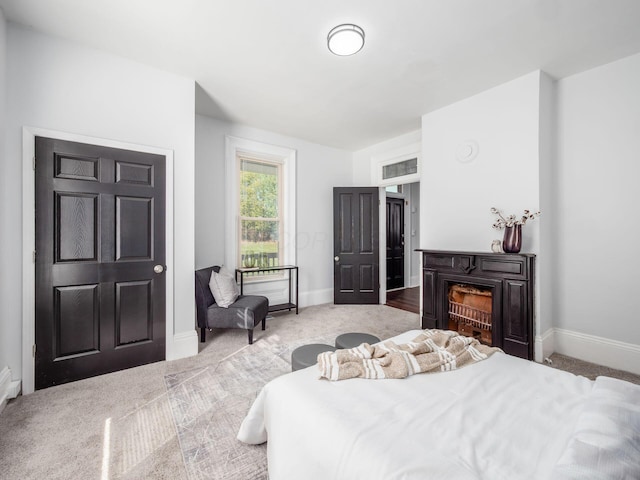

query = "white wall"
[
  {"left": 0, "top": 8, "right": 16, "bottom": 411},
  {"left": 352, "top": 129, "right": 422, "bottom": 185},
  {"left": 408, "top": 182, "right": 421, "bottom": 284},
  {"left": 3, "top": 25, "right": 197, "bottom": 391},
  {"left": 555, "top": 53, "right": 640, "bottom": 347},
  {"left": 195, "top": 114, "right": 353, "bottom": 306},
  {"left": 419, "top": 71, "right": 547, "bottom": 360},
  {"left": 415, "top": 64, "right": 640, "bottom": 372},
  {"left": 420, "top": 72, "right": 542, "bottom": 254},
  {"left": 537, "top": 72, "right": 557, "bottom": 357},
  {"left": 195, "top": 115, "right": 227, "bottom": 267}
]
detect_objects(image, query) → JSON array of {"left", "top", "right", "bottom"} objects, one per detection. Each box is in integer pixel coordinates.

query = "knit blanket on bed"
[{"left": 317, "top": 329, "right": 501, "bottom": 381}]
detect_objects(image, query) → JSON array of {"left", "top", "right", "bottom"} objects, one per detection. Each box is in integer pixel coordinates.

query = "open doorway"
[
  {"left": 383, "top": 182, "right": 420, "bottom": 314},
  {"left": 386, "top": 195, "right": 404, "bottom": 290}
]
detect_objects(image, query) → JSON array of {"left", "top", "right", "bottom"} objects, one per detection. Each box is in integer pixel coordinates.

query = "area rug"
[{"left": 164, "top": 332, "right": 335, "bottom": 480}]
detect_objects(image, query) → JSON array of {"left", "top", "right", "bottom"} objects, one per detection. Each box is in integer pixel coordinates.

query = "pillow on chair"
[{"left": 209, "top": 267, "right": 239, "bottom": 308}]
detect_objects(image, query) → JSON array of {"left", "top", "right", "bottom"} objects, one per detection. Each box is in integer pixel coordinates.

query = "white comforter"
[{"left": 238, "top": 330, "right": 640, "bottom": 480}]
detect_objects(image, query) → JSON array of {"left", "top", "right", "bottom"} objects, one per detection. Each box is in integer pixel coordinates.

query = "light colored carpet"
[
  {"left": 0, "top": 304, "right": 419, "bottom": 479},
  {"left": 164, "top": 338, "right": 292, "bottom": 480},
  {"left": 1, "top": 303, "right": 638, "bottom": 479}
]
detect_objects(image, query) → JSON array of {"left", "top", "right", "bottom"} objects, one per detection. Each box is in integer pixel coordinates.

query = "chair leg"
[
  {"left": 200, "top": 327, "right": 206, "bottom": 343},
  {"left": 261, "top": 316, "right": 266, "bottom": 330},
  {"left": 248, "top": 329, "right": 254, "bottom": 345}
]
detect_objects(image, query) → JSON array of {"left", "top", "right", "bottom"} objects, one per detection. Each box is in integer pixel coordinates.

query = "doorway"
[
  {"left": 331, "top": 182, "right": 420, "bottom": 313},
  {"left": 383, "top": 182, "right": 420, "bottom": 314},
  {"left": 386, "top": 286, "right": 420, "bottom": 314},
  {"left": 386, "top": 196, "right": 405, "bottom": 290},
  {"left": 34, "top": 137, "right": 167, "bottom": 389}
]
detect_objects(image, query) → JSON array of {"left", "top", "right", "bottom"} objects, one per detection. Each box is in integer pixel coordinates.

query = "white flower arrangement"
[{"left": 491, "top": 207, "right": 540, "bottom": 229}]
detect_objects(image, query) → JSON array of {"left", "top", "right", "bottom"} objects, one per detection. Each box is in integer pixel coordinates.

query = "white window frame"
[{"left": 225, "top": 136, "right": 296, "bottom": 274}]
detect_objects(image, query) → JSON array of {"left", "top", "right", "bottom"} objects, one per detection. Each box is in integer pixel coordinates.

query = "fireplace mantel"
[{"left": 417, "top": 249, "right": 535, "bottom": 360}]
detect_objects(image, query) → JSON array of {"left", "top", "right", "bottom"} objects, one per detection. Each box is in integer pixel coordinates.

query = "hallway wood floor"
[{"left": 385, "top": 286, "right": 420, "bottom": 314}]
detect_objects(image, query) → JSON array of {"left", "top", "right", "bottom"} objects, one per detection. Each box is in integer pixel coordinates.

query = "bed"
[{"left": 238, "top": 329, "right": 640, "bottom": 479}]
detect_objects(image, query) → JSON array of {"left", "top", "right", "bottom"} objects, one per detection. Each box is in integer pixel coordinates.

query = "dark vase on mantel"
[{"left": 502, "top": 224, "right": 522, "bottom": 253}]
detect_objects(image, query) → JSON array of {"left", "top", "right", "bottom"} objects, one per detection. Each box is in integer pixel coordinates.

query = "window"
[
  {"left": 374, "top": 142, "right": 421, "bottom": 187},
  {"left": 225, "top": 136, "right": 296, "bottom": 278},
  {"left": 238, "top": 156, "right": 282, "bottom": 269},
  {"left": 382, "top": 157, "right": 417, "bottom": 180},
  {"left": 385, "top": 185, "right": 403, "bottom": 193}
]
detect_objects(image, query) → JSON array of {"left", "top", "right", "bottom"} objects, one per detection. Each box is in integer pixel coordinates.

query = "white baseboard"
[
  {"left": 0, "top": 367, "right": 10, "bottom": 413},
  {"left": 1, "top": 367, "right": 21, "bottom": 415},
  {"left": 548, "top": 328, "right": 640, "bottom": 375},
  {"left": 167, "top": 330, "right": 199, "bottom": 361},
  {"left": 299, "top": 288, "right": 333, "bottom": 308},
  {"left": 534, "top": 328, "right": 555, "bottom": 364},
  {"left": 242, "top": 282, "right": 333, "bottom": 310}
]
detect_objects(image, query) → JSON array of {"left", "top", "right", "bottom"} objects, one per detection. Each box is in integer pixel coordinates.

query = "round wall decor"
[{"left": 455, "top": 140, "right": 479, "bottom": 163}]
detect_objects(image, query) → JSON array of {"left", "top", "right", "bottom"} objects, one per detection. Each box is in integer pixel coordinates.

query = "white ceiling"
[{"left": 2, "top": 0, "right": 640, "bottom": 150}]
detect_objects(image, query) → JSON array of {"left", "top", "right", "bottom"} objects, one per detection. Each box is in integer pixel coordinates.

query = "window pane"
[
  {"left": 240, "top": 219, "right": 280, "bottom": 268},
  {"left": 382, "top": 158, "right": 417, "bottom": 180},
  {"left": 240, "top": 159, "right": 279, "bottom": 219}
]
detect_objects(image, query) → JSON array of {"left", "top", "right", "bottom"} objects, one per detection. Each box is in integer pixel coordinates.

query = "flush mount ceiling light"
[{"left": 327, "top": 24, "right": 365, "bottom": 56}]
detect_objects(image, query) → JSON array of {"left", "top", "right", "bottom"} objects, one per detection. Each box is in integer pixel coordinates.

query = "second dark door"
[
  {"left": 35, "top": 137, "right": 166, "bottom": 390},
  {"left": 386, "top": 197, "right": 405, "bottom": 290}
]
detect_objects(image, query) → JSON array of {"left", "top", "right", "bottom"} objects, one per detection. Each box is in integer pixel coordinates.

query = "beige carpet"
[{"left": 0, "top": 304, "right": 638, "bottom": 479}]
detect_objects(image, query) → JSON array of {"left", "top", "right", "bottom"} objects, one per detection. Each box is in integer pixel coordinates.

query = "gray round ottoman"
[
  {"left": 291, "top": 344, "right": 337, "bottom": 372},
  {"left": 335, "top": 332, "right": 381, "bottom": 350}
]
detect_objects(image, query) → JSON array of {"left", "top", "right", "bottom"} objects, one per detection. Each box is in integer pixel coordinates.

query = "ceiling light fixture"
[{"left": 327, "top": 24, "right": 365, "bottom": 56}]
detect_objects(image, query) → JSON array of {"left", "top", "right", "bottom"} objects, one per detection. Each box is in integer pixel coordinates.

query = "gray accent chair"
[{"left": 195, "top": 266, "right": 269, "bottom": 344}]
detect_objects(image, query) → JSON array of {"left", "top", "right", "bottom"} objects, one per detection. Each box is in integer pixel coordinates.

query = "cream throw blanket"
[{"left": 318, "top": 329, "right": 501, "bottom": 381}]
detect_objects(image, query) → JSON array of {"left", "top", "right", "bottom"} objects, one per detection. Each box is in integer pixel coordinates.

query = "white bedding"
[{"left": 238, "top": 330, "right": 640, "bottom": 480}]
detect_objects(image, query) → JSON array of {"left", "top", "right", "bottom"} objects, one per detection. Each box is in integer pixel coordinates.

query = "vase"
[
  {"left": 502, "top": 224, "right": 522, "bottom": 253},
  {"left": 243, "top": 253, "right": 256, "bottom": 268}
]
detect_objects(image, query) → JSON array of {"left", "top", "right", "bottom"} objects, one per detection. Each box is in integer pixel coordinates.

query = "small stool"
[
  {"left": 335, "top": 333, "right": 381, "bottom": 350},
  {"left": 291, "top": 344, "right": 337, "bottom": 372}
]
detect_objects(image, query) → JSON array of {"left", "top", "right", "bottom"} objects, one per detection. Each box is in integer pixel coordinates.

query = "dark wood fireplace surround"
[{"left": 417, "top": 250, "right": 535, "bottom": 360}]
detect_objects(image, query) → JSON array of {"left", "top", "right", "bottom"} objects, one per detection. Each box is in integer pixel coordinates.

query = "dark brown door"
[
  {"left": 386, "top": 197, "right": 404, "bottom": 290},
  {"left": 333, "top": 187, "right": 379, "bottom": 304},
  {"left": 35, "top": 137, "right": 166, "bottom": 390}
]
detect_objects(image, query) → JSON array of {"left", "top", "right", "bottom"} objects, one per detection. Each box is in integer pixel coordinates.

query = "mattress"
[{"left": 238, "top": 330, "right": 640, "bottom": 480}]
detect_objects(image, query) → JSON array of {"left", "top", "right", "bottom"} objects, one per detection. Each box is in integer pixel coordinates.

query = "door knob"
[
  {"left": 154, "top": 265, "right": 165, "bottom": 274},
  {"left": 334, "top": 256, "right": 339, "bottom": 262}
]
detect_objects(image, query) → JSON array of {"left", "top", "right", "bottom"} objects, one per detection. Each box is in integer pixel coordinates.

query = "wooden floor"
[{"left": 385, "top": 286, "right": 420, "bottom": 314}]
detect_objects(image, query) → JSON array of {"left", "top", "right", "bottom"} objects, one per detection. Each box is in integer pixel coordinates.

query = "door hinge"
[
  {"left": 33, "top": 156, "right": 36, "bottom": 170},
  {"left": 32, "top": 344, "right": 36, "bottom": 357},
  {"left": 33, "top": 250, "right": 37, "bottom": 263}
]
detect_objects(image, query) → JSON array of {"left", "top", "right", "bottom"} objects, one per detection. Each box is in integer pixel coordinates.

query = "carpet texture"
[
  {"left": 164, "top": 335, "right": 314, "bottom": 480},
  {"left": 1, "top": 303, "right": 639, "bottom": 480}
]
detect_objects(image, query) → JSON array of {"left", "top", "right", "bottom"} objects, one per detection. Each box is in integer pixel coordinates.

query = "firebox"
[
  {"left": 417, "top": 250, "right": 535, "bottom": 360},
  {"left": 448, "top": 284, "right": 493, "bottom": 345}
]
